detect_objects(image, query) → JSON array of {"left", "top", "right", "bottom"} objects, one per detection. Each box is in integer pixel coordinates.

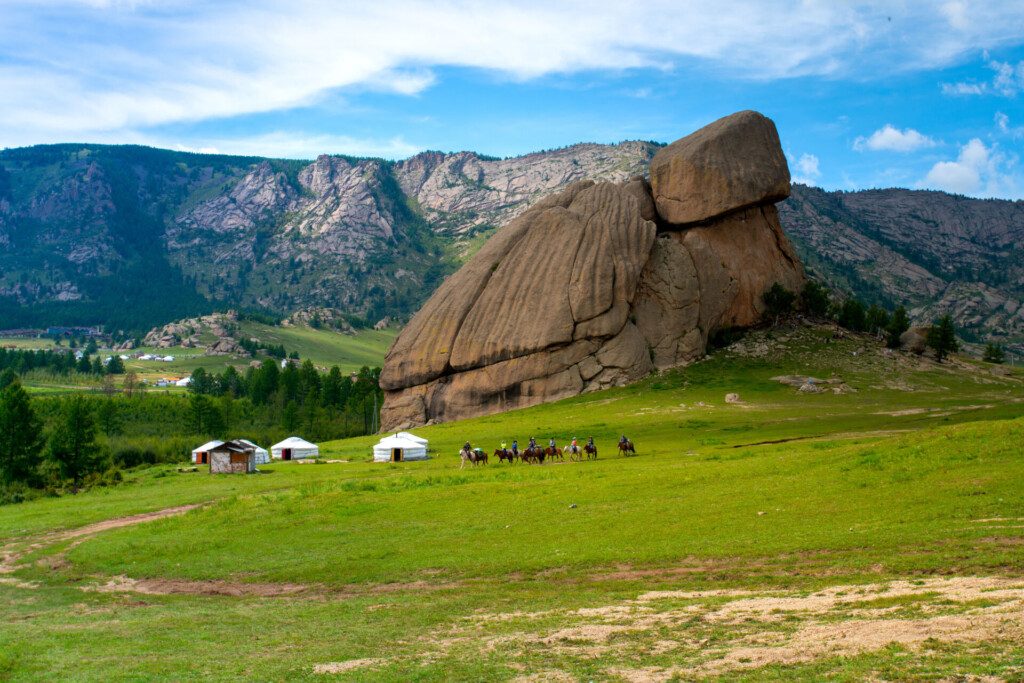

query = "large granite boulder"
[
  {"left": 380, "top": 181, "right": 657, "bottom": 429},
  {"left": 649, "top": 110, "right": 790, "bottom": 225},
  {"left": 381, "top": 110, "right": 805, "bottom": 430}
]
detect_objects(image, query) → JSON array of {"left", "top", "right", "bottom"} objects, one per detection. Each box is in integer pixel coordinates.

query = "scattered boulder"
[
  {"left": 381, "top": 110, "right": 806, "bottom": 430},
  {"left": 900, "top": 326, "right": 929, "bottom": 354},
  {"left": 798, "top": 381, "right": 823, "bottom": 393},
  {"left": 725, "top": 392, "right": 742, "bottom": 404},
  {"left": 373, "top": 316, "right": 392, "bottom": 331},
  {"left": 206, "top": 337, "right": 241, "bottom": 356}
]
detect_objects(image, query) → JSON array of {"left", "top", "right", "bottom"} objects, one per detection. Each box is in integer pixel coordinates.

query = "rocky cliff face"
[
  {"left": 778, "top": 185, "right": 1024, "bottom": 346},
  {"left": 393, "top": 141, "right": 654, "bottom": 236},
  {"left": 380, "top": 111, "right": 805, "bottom": 430}
]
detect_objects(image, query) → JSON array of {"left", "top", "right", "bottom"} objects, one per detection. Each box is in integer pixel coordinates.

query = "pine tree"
[
  {"left": 282, "top": 400, "right": 299, "bottom": 432},
  {"left": 886, "top": 306, "right": 910, "bottom": 349},
  {"left": 800, "top": 281, "right": 831, "bottom": 317},
  {"left": 865, "top": 305, "right": 890, "bottom": 338},
  {"left": 762, "top": 283, "right": 796, "bottom": 325},
  {"left": 0, "top": 379, "right": 43, "bottom": 485},
  {"left": 837, "top": 299, "right": 867, "bottom": 332},
  {"left": 105, "top": 355, "right": 125, "bottom": 374},
  {"left": 926, "top": 315, "right": 959, "bottom": 363},
  {"left": 982, "top": 342, "right": 1006, "bottom": 364},
  {"left": 46, "top": 396, "right": 104, "bottom": 482}
]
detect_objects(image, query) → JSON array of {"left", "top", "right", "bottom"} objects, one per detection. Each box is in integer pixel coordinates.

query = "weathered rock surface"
[
  {"left": 649, "top": 111, "right": 790, "bottom": 225},
  {"left": 382, "top": 111, "right": 805, "bottom": 429},
  {"left": 380, "top": 180, "right": 658, "bottom": 429}
]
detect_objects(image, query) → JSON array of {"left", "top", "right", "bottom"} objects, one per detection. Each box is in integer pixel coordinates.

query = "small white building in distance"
[
  {"left": 237, "top": 439, "right": 270, "bottom": 465},
  {"left": 373, "top": 433, "right": 428, "bottom": 462},
  {"left": 272, "top": 436, "right": 319, "bottom": 460},
  {"left": 192, "top": 439, "right": 224, "bottom": 465}
]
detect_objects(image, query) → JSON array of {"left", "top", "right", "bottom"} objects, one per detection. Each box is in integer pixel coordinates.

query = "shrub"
[
  {"left": 762, "top": 283, "right": 796, "bottom": 324},
  {"left": 800, "top": 281, "right": 831, "bottom": 317},
  {"left": 982, "top": 342, "right": 1006, "bottom": 364}
]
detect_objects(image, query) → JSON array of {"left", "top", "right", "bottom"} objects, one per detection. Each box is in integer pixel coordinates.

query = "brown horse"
[
  {"left": 460, "top": 447, "right": 488, "bottom": 468},
  {"left": 584, "top": 442, "right": 598, "bottom": 460},
  {"left": 546, "top": 445, "right": 563, "bottom": 462},
  {"left": 617, "top": 439, "right": 636, "bottom": 456},
  {"left": 494, "top": 448, "right": 514, "bottom": 464}
]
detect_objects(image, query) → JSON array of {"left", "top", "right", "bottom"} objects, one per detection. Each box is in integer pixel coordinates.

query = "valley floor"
[{"left": 1, "top": 324, "right": 1023, "bottom": 681}]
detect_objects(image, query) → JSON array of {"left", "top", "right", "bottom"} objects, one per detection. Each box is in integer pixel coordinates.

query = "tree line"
[
  {"left": 0, "top": 359, "right": 385, "bottom": 505},
  {"left": 762, "top": 280, "right": 989, "bottom": 364},
  {"left": 0, "top": 347, "right": 125, "bottom": 378}
]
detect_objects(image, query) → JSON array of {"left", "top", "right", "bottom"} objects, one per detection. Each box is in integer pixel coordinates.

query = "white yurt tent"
[
  {"left": 192, "top": 439, "right": 224, "bottom": 465},
  {"left": 271, "top": 436, "right": 319, "bottom": 460},
  {"left": 373, "top": 433, "right": 428, "bottom": 462},
  {"left": 396, "top": 432, "right": 428, "bottom": 446},
  {"left": 237, "top": 439, "right": 270, "bottom": 465}
]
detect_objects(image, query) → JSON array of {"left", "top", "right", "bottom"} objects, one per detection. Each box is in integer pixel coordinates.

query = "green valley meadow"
[{"left": 2, "top": 325, "right": 1022, "bottom": 681}]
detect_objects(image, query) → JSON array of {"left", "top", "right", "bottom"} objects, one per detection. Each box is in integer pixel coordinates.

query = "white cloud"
[
  {"left": 2, "top": 1, "right": 1024, "bottom": 146},
  {"left": 853, "top": 124, "right": 938, "bottom": 152},
  {"left": 942, "top": 58, "right": 1024, "bottom": 97},
  {"left": 995, "top": 111, "right": 1024, "bottom": 139},
  {"left": 791, "top": 152, "right": 821, "bottom": 186},
  {"left": 920, "top": 138, "right": 1021, "bottom": 198}
]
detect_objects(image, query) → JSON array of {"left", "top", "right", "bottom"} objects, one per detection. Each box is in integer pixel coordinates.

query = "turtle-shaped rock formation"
[{"left": 380, "top": 111, "right": 804, "bottom": 430}]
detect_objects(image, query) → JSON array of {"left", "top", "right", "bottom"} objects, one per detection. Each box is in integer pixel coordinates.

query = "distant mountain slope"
[
  {"left": 779, "top": 185, "right": 1024, "bottom": 345},
  {"left": 1, "top": 142, "right": 1021, "bottom": 349},
  {"left": 0, "top": 142, "right": 654, "bottom": 334}
]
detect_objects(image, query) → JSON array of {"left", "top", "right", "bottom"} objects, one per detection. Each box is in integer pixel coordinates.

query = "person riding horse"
[
  {"left": 570, "top": 436, "right": 579, "bottom": 454},
  {"left": 529, "top": 437, "right": 537, "bottom": 449},
  {"left": 511, "top": 439, "right": 519, "bottom": 456},
  {"left": 588, "top": 436, "right": 595, "bottom": 449}
]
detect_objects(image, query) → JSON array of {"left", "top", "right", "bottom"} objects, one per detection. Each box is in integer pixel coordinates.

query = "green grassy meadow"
[{"left": 1, "top": 325, "right": 1023, "bottom": 681}]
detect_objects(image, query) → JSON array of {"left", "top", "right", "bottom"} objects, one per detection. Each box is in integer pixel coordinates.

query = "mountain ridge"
[{"left": 1, "top": 141, "right": 1021, "bottom": 350}]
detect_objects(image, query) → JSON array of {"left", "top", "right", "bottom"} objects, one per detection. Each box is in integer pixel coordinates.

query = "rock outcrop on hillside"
[{"left": 380, "top": 111, "right": 805, "bottom": 430}]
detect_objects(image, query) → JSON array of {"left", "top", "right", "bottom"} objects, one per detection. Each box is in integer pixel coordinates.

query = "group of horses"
[{"left": 459, "top": 439, "right": 635, "bottom": 468}]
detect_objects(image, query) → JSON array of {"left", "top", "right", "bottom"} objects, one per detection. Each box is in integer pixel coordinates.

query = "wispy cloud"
[
  {"left": 995, "top": 111, "right": 1024, "bottom": 138},
  {"left": 853, "top": 124, "right": 938, "bottom": 152},
  {"left": 3, "top": 1, "right": 1024, "bottom": 148},
  {"left": 941, "top": 57, "right": 1024, "bottom": 96}
]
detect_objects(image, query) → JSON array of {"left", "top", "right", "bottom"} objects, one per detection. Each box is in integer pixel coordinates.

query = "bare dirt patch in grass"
[
  {"left": 312, "top": 658, "right": 386, "bottom": 674},
  {"left": 446, "top": 576, "right": 1024, "bottom": 680}
]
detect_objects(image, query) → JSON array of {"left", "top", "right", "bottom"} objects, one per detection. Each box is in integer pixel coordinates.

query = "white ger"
[{"left": 272, "top": 436, "right": 319, "bottom": 461}]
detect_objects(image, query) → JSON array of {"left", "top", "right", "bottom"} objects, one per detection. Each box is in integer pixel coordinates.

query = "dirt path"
[{"left": 0, "top": 504, "right": 204, "bottom": 577}]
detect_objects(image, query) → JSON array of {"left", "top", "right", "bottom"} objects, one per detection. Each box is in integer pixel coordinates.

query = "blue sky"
[{"left": 2, "top": 1, "right": 1023, "bottom": 198}]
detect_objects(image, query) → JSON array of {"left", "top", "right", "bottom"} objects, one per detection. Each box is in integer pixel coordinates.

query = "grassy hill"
[
  {"left": 5, "top": 324, "right": 396, "bottom": 395},
  {"left": 1, "top": 324, "right": 1022, "bottom": 680}
]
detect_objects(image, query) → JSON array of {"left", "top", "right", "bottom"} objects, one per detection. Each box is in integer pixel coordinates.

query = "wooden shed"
[{"left": 208, "top": 439, "right": 257, "bottom": 474}]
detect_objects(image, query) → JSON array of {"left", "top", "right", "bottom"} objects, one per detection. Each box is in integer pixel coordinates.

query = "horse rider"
[
  {"left": 570, "top": 436, "right": 579, "bottom": 453},
  {"left": 549, "top": 437, "right": 556, "bottom": 450},
  {"left": 464, "top": 441, "right": 472, "bottom": 453},
  {"left": 511, "top": 439, "right": 519, "bottom": 456},
  {"left": 619, "top": 434, "right": 629, "bottom": 446},
  {"left": 529, "top": 436, "right": 537, "bottom": 449},
  {"left": 500, "top": 440, "right": 507, "bottom": 453},
  {"left": 587, "top": 436, "right": 595, "bottom": 450}
]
